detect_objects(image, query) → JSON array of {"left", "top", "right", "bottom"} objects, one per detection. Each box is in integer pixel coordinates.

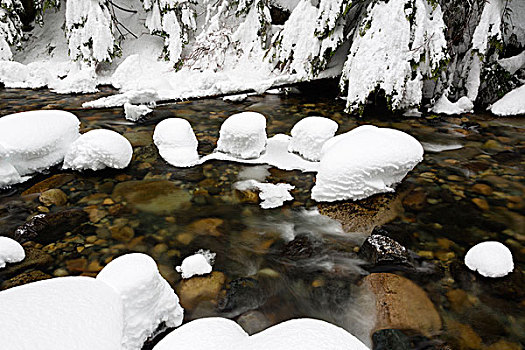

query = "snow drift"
[{"left": 153, "top": 317, "right": 370, "bottom": 350}]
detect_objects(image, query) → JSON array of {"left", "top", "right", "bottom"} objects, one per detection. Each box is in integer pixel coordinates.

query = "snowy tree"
[
  {"left": 268, "top": 0, "right": 351, "bottom": 77},
  {"left": 141, "top": 0, "right": 197, "bottom": 67},
  {"left": 0, "top": 0, "right": 23, "bottom": 60},
  {"left": 339, "top": 0, "right": 448, "bottom": 114},
  {"left": 184, "top": 0, "right": 271, "bottom": 71},
  {"left": 65, "top": 0, "right": 118, "bottom": 65}
]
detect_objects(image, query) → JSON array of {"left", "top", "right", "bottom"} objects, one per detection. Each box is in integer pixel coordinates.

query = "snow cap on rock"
[
  {"left": 0, "top": 236, "right": 25, "bottom": 268},
  {"left": 176, "top": 250, "right": 216, "bottom": 279},
  {"left": 63, "top": 129, "right": 133, "bottom": 171},
  {"left": 97, "top": 253, "right": 184, "bottom": 350},
  {"left": 288, "top": 116, "right": 338, "bottom": 161},
  {"left": 217, "top": 112, "right": 267, "bottom": 159},
  {"left": 465, "top": 241, "right": 514, "bottom": 278},
  {"left": 0, "top": 110, "right": 80, "bottom": 176},
  {"left": 153, "top": 118, "right": 200, "bottom": 167},
  {"left": 312, "top": 125, "right": 424, "bottom": 202}
]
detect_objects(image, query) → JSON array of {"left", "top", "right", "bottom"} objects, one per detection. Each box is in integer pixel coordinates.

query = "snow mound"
[
  {"left": 176, "top": 250, "right": 216, "bottom": 279},
  {"left": 0, "top": 110, "right": 80, "bottom": 181},
  {"left": 0, "top": 236, "right": 25, "bottom": 268},
  {"left": 63, "top": 129, "right": 133, "bottom": 171},
  {"left": 0, "top": 61, "right": 51, "bottom": 89},
  {"left": 431, "top": 96, "right": 474, "bottom": 115},
  {"left": 153, "top": 317, "right": 370, "bottom": 350},
  {"left": 97, "top": 253, "right": 184, "bottom": 350},
  {"left": 153, "top": 118, "right": 200, "bottom": 168},
  {"left": 216, "top": 112, "right": 267, "bottom": 159},
  {"left": 288, "top": 116, "right": 338, "bottom": 161},
  {"left": 235, "top": 180, "right": 295, "bottom": 209},
  {"left": 489, "top": 85, "right": 525, "bottom": 117},
  {"left": 465, "top": 241, "right": 514, "bottom": 278},
  {"left": 0, "top": 277, "right": 124, "bottom": 350},
  {"left": 311, "top": 125, "right": 424, "bottom": 202},
  {"left": 124, "top": 103, "right": 153, "bottom": 122}
]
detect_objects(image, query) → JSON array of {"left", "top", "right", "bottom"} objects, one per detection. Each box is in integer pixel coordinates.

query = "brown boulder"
[
  {"left": 175, "top": 271, "right": 226, "bottom": 310},
  {"left": 363, "top": 273, "right": 442, "bottom": 337}
]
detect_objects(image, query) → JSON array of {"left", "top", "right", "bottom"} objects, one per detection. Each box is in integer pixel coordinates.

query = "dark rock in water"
[
  {"left": 1, "top": 270, "right": 52, "bottom": 290},
  {"left": 282, "top": 234, "right": 316, "bottom": 260},
  {"left": 236, "top": 310, "right": 272, "bottom": 335},
  {"left": 11, "top": 209, "right": 89, "bottom": 244},
  {"left": 372, "top": 329, "right": 411, "bottom": 350},
  {"left": 360, "top": 234, "right": 412, "bottom": 268},
  {"left": 0, "top": 247, "right": 53, "bottom": 279},
  {"left": 218, "top": 277, "right": 267, "bottom": 317},
  {"left": 371, "top": 224, "right": 416, "bottom": 248}
]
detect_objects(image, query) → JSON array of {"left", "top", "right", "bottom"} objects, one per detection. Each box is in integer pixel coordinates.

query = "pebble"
[
  {"left": 39, "top": 189, "right": 68, "bottom": 206},
  {"left": 472, "top": 183, "right": 493, "bottom": 196},
  {"left": 472, "top": 198, "right": 490, "bottom": 211}
]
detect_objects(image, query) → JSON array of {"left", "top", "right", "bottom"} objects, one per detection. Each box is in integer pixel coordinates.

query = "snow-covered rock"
[
  {"left": 0, "top": 277, "right": 124, "bottom": 350},
  {"left": 235, "top": 180, "right": 295, "bottom": 209},
  {"left": 63, "top": 129, "right": 132, "bottom": 171},
  {"left": 176, "top": 250, "right": 216, "bottom": 279},
  {"left": 0, "top": 236, "right": 25, "bottom": 268},
  {"left": 153, "top": 118, "right": 200, "bottom": 167},
  {"left": 431, "top": 96, "right": 474, "bottom": 115},
  {"left": 0, "top": 110, "right": 80, "bottom": 181},
  {"left": 216, "top": 112, "right": 267, "bottom": 159},
  {"left": 97, "top": 253, "right": 184, "bottom": 350},
  {"left": 465, "top": 241, "right": 514, "bottom": 278},
  {"left": 489, "top": 85, "right": 525, "bottom": 117},
  {"left": 124, "top": 103, "right": 153, "bottom": 122},
  {"left": 311, "top": 125, "right": 424, "bottom": 202},
  {"left": 153, "top": 317, "right": 370, "bottom": 350},
  {"left": 288, "top": 116, "right": 338, "bottom": 161}
]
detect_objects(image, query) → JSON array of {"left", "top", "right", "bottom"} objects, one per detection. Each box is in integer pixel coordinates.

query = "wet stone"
[
  {"left": 236, "top": 310, "right": 272, "bottom": 335},
  {"left": 22, "top": 174, "right": 75, "bottom": 195},
  {"left": 218, "top": 277, "right": 267, "bottom": 317},
  {"left": 11, "top": 209, "right": 89, "bottom": 244},
  {"left": 282, "top": 234, "right": 317, "bottom": 260},
  {"left": 372, "top": 329, "right": 411, "bottom": 350},
  {"left": 0, "top": 247, "right": 53, "bottom": 279},
  {"left": 175, "top": 271, "right": 226, "bottom": 310},
  {"left": 1, "top": 270, "right": 52, "bottom": 290},
  {"left": 360, "top": 234, "right": 412, "bottom": 269},
  {"left": 39, "top": 189, "right": 68, "bottom": 206}
]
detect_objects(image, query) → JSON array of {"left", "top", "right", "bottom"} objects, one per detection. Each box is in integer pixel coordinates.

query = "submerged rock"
[
  {"left": 236, "top": 310, "right": 272, "bottom": 335},
  {"left": 112, "top": 180, "right": 191, "bottom": 214},
  {"left": 372, "top": 329, "right": 411, "bottom": 350}
]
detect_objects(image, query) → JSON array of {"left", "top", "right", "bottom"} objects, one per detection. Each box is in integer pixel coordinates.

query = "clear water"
[{"left": 0, "top": 87, "right": 523, "bottom": 349}]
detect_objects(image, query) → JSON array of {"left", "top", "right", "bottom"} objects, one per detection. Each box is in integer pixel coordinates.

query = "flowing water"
[{"left": 0, "top": 87, "right": 524, "bottom": 349}]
